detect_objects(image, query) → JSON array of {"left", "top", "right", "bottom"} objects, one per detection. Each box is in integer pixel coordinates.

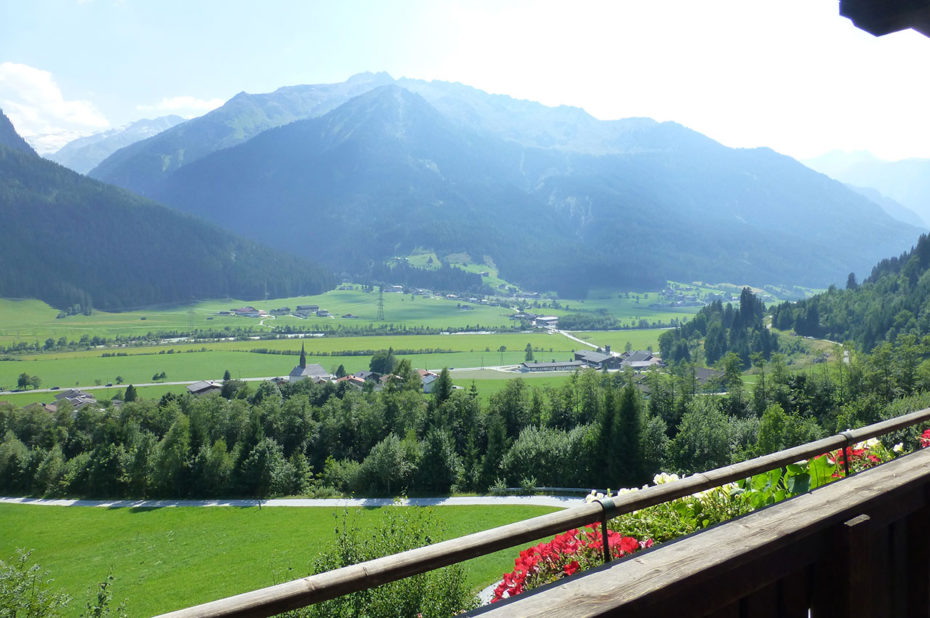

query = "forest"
[{"left": 772, "top": 233, "right": 930, "bottom": 351}]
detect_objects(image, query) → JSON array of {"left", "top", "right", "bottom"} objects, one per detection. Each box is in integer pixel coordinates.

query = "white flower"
[
  {"left": 653, "top": 472, "right": 680, "bottom": 485},
  {"left": 855, "top": 438, "right": 880, "bottom": 450},
  {"left": 894, "top": 442, "right": 904, "bottom": 453},
  {"left": 618, "top": 487, "right": 639, "bottom": 495}
]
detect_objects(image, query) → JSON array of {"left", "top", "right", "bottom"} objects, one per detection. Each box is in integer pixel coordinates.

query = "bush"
[
  {"left": 0, "top": 549, "right": 70, "bottom": 617},
  {"left": 302, "top": 507, "right": 477, "bottom": 617}
]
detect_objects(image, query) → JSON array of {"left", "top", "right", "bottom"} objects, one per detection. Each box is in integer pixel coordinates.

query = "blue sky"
[{"left": 2, "top": 0, "right": 929, "bottom": 159}]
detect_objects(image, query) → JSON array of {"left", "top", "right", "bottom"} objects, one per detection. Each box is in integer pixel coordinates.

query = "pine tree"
[{"left": 123, "top": 384, "right": 137, "bottom": 402}]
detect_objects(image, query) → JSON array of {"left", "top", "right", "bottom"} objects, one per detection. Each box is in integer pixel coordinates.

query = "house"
[
  {"left": 341, "top": 313, "right": 359, "bottom": 319},
  {"left": 335, "top": 375, "right": 366, "bottom": 389},
  {"left": 621, "top": 350, "right": 663, "bottom": 371},
  {"left": 187, "top": 380, "right": 223, "bottom": 396},
  {"left": 316, "top": 309, "right": 331, "bottom": 317},
  {"left": 295, "top": 305, "right": 319, "bottom": 317},
  {"left": 535, "top": 316, "right": 559, "bottom": 329},
  {"left": 54, "top": 389, "right": 97, "bottom": 410},
  {"left": 232, "top": 306, "right": 265, "bottom": 318},
  {"left": 417, "top": 369, "right": 440, "bottom": 393},
  {"left": 353, "top": 370, "right": 379, "bottom": 382},
  {"left": 574, "top": 350, "right": 622, "bottom": 370},
  {"left": 520, "top": 360, "right": 584, "bottom": 372}
]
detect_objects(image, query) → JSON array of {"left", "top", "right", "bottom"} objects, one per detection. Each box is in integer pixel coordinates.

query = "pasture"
[
  {"left": 0, "top": 330, "right": 668, "bottom": 397},
  {"left": 0, "top": 503, "right": 557, "bottom": 616}
]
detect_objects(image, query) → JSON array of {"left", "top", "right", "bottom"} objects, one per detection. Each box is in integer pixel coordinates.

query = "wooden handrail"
[{"left": 158, "top": 407, "right": 930, "bottom": 617}]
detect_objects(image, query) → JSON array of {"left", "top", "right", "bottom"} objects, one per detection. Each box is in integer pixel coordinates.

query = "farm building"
[
  {"left": 574, "top": 349, "right": 622, "bottom": 370},
  {"left": 520, "top": 360, "right": 584, "bottom": 372},
  {"left": 186, "top": 380, "right": 223, "bottom": 396}
]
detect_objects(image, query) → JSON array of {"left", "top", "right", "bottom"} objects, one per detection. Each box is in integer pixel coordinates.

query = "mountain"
[
  {"left": 0, "top": 112, "right": 333, "bottom": 311},
  {"left": 805, "top": 151, "right": 930, "bottom": 227},
  {"left": 48, "top": 115, "right": 184, "bottom": 174},
  {"left": 845, "top": 184, "right": 925, "bottom": 228},
  {"left": 0, "top": 108, "right": 37, "bottom": 156},
  {"left": 772, "top": 233, "right": 930, "bottom": 351},
  {"left": 141, "top": 84, "right": 920, "bottom": 296},
  {"left": 89, "top": 72, "right": 395, "bottom": 195}
]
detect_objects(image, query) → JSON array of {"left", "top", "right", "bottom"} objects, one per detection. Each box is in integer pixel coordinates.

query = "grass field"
[
  {"left": 0, "top": 290, "right": 517, "bottom": 347},
  {"left": 569, "top": 328, "right": 669, "bottom": 352},
  {"left": 0, "top": 329, "right": 668, "bottom": 398},
  {"left": 0, "top": 503, "right": 556, "bottom": 616}
]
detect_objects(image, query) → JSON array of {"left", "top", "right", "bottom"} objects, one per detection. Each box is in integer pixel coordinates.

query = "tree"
[
  {"left": 524, "top": 343, "right": 534, "bottom": 362},
  {"left": 615, "top": 383, "right": 644, "bottom": 486},
  {"left": 223, "top": 369, "right": 231, "bottom": 381},
  {"left": 115, "top": 376, "right": 124, "bottom": 385},
  {"left": 123, "top": 384, "right": 137, "bottom": 402},
  {"left": 335, "top": 364, "right": 347, "bottom": 378},
  {"left": 16, "top": 373, "right": 30, "bottom": 390},
  {"left": 369, "top": 348, "right": 397, "bottom": 375},
  {"left": 846, "top": 272, "right": 858, "bottom": 290},
  {"left": 28, "top": 375, "right": 41, "bottom": 390},
  {"left": 433, "top": 368, "right": 453, "bottom": 405}
]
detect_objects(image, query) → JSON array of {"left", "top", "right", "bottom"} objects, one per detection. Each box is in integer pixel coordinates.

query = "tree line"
[{"left": 4, "top": 326, "right": 930, "bottom": 500}]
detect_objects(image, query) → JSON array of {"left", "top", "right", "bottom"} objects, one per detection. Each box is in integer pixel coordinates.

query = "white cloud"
[
  {"left": 137, "top": 95, "right": 225, "bottom": 118},
  {"left": 0, "top": 62, "right": 109, "bottom": 154}
]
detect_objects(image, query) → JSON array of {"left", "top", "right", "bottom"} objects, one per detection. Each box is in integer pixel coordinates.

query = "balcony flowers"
[{"left": 491, "top": 524, "right": 652, "bottom": 603}]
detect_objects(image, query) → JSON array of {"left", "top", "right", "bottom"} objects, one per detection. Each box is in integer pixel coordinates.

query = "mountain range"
[
  {"left": 84, "top": 75, "right": 921, "bottom": 296},
  {"left": 47, "top": 115, "right": 185, "bottom": 174},
  {"left": 0, "top": 110, "right": 333, "bottom": 312},
  {"left": 805, "top": 151, "right": 930, "bottom": 227}
]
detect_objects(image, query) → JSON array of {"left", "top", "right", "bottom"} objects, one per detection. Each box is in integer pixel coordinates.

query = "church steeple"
[{"left": 299, "top": 343, "right": 307, "bottom": 368}]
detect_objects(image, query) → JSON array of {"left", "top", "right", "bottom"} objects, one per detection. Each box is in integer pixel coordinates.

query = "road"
[{"left": 555, "top": 329, "right": 599, "bottom": 349}]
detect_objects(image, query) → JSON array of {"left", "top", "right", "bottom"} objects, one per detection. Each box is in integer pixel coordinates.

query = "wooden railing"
[
  {"left": 159, "top": 408, "right": 930, "bottom": 618},
  {"left": 476, "top": 443, "right": 930, "bottom": 617}
]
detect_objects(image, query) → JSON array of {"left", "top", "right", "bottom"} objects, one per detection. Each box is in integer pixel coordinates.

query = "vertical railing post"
[
  {"left": 597, "top": 498, "right": 615, "bottom": 564},
  {"left": 841, "top": 430, "right": 855, "bottom": 478}
]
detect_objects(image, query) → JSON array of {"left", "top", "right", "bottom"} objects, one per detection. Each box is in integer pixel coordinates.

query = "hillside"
[
  {"left": 0, "top": 108, "right": 37, "bottom": 156},
  {"left": 805, "top": 151, "right": 930, "bottom": 227},
  {"left": 132, "top": 83, "right": 920, "bottom": 296},
  {"left": 772, "top": 233, "right": 930, "bottom": 350},
  {"left": 48, "top": 115, "right": 184, "bottom": 174},
  {"left": 0, "top": 114, "right": 334, "bottom": 311}
]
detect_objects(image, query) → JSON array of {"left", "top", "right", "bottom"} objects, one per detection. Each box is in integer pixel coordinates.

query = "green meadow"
[
  {"left": 0, "top": 503, "right": 557, "bottom": 616},
  {"left": 0, "top": 329, "right": 669, "bottom": 398},
  {"left": 0, "top": 289, "right": 516, "bottom": 346}
]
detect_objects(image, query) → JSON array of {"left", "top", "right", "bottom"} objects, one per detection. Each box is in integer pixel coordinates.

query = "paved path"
[
  {"left": 555, "top": 329, "right": 599, "bottom": 349},
  {"left": 0, "top": 495, "right": 584, "bottom": 509}
]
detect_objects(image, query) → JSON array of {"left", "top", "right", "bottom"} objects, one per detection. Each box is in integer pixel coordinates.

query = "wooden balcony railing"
[{"left": 159, "top": 407, "right": 930, "bottom": 618}]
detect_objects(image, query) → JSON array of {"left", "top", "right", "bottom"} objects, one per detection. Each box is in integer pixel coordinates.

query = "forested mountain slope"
[
  {"left": 0, "top": 108, "right": 37, "bottom": 156},
  {"left": 773, "top": 233, "right": 930, "bottom": 350},
  {"left": 0, "top": 115, "right": 333, "bottom": 311}
]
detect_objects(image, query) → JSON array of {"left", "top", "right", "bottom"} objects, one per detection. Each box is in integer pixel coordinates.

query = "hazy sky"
[{"left": 2, "top": 0, "right": 929, "bottom": 159}]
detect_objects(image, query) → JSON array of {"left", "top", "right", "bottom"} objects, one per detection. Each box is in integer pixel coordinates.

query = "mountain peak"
[{"left": 0, "top": 109, "right": 38, "bottom": 157}]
